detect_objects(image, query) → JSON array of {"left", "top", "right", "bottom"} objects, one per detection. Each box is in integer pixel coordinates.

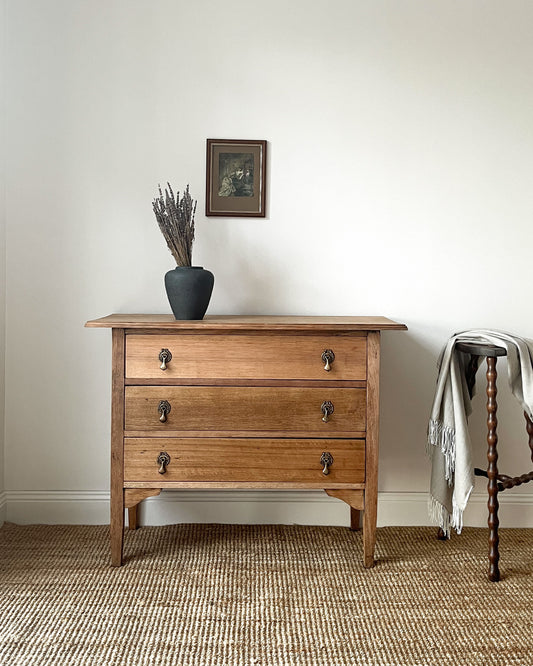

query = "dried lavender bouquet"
[{"left": 152, "top": 183, "right": 197, "bottom": 266}]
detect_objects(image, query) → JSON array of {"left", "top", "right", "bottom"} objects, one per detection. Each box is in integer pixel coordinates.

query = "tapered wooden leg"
[
  {"left": 124, "top": 489, "right": 161, "bottom": 533},
  {"left": 128, "top": 505, "right": 138, "bottom": 531},
  {"left": 363, "top": 500, "right": 378, "bottom": 567},
  {"left": 486, "top": 357, "right": 500, "bottom": 582},
  {"left": 363, "top": 331, "right": 380, "bottom": 568},
  {"left": 110, "top": 490, "right": 124, "bottom": 566},
  {"left": 324, "top": 489, "right": 364, "bottom": 529},
  {"left": 350, "top": 508, "right": 361, "bottom": 531},
  {"left": 110, "top": 329, "right": 125, "bottom": 567}
]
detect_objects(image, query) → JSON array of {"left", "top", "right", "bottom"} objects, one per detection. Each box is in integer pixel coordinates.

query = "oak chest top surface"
[{"left": 85, "top": 314, "right": 407, "bottom": 331}]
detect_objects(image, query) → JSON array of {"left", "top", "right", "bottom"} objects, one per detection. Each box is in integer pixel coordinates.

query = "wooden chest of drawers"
[{"left": 85, "top": 314, "right": 406, "bottom": 567}]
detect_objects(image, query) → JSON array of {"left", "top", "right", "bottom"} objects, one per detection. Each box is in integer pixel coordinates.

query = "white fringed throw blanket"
[{"left": 428, "top": 330, "right": 533, "bottom": 535}]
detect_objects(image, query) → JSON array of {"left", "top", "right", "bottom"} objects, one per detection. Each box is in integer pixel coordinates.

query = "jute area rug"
[{"left": 1, "top": 524, "right": 532, "bottom": 666}]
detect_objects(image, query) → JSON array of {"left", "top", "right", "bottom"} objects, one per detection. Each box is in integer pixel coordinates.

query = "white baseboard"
[
  {"left": 4, "top": 489, "right": 533, "bottom": 528},
  {"left": 0, "top": 491, "right": 6, "bottom": 526},
  {"left": 5, "top": 490, "right": 110, "bottom": 525}
]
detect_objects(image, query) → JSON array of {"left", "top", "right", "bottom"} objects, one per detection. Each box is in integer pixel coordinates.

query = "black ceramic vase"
[{"left": 164, "top": 266, "right": 214, "bottom": 320}]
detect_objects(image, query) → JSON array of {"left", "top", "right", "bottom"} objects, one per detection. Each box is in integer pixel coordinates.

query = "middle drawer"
[{"left": 125, "top": 386, "right": 366, "bottom": 435}]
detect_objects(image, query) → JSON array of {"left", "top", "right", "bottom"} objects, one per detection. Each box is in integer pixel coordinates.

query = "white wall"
[
  {"left": 0, "top": 0, "right": 7, "bottom": 525},
  {"left": 4, "top": 0, "right": 533, "bottom": 527}
]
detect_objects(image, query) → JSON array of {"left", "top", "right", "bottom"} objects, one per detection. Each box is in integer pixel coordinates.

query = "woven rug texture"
[{"left": 1, "top": 523, "right": 532, "bottom": 665}]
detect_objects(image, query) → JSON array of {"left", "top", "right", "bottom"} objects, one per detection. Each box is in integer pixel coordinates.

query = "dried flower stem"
[{"left": 152, "top": 183, "right": 196, "bottom": 266}]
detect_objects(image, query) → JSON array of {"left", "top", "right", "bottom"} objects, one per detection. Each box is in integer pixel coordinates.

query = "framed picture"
[{"left": 206, "top": 139, "right": 267, "bottom": 217}]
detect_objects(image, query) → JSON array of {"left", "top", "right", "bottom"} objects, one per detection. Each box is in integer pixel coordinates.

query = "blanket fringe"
[
  {"left": 452, "top": 502, "right": 464, "bottom": 534},
  {"left": 428, "top": 496, "right": 450, "bottom": 536},
  {"left": 427, "top": 419, "right": 456, "bottom": 483},
  {"left": 428, "top": 496, "right": 465, "bottom": 536}
]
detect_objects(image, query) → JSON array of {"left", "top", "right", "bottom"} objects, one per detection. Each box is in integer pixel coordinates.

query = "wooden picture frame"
[{"left": 206, "top": 139, "right": 267, "bottom": 217}]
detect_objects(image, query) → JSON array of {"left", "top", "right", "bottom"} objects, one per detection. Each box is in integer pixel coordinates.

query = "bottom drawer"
[{"left": 124, "top": 438, "right": 365, "bottom": 484}]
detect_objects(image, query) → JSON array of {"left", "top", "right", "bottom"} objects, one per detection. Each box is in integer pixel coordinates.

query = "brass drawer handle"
[
  {"left": 158, "top": 400, "right": 171, "bottom": 423},
  {"left": 320, "top": 452, "right": 334, "bottom": 475},
  {"left": 157, "top": 451, "right": 171, "bottom": 474},
  {"left": 321, "top": 349, "right": 335, "bottom": 372},
  {"left": 159, "top": 348, "right": 172, "bottom": 371},
  {"left": 321, "top": 400, "right": 334, "bottom": 423}
]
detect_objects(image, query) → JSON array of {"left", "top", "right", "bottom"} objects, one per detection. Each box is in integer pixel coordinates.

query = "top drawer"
[{"left": 126, "top": 333, "right": 367, "bottom": 381}]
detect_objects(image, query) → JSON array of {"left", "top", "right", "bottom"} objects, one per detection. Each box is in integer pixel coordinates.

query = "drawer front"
[
  {"left": 125, "top": 333, "right": 367, "bottom": 380},
  {"left": 124, "top": 438, "right": 365, "bottom": 484},
  {"left": 124, "top": 386, "right": 366, "bottom": 434}
]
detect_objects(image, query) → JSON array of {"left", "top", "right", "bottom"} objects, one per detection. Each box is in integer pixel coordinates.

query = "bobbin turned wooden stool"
[{"left": 438, "top": 341, "right": 533, "bottom": 582}]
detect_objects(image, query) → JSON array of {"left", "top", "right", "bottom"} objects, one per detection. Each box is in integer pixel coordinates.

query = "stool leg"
[
  {"left": 486, "top": 356, "right": 500, "bottom": 582},
  {"left": 526, "top": 412, "right": 533, "bottom": 463}
]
